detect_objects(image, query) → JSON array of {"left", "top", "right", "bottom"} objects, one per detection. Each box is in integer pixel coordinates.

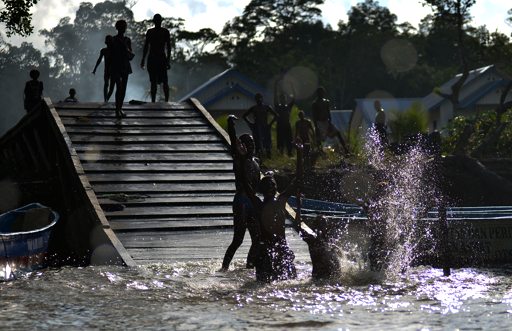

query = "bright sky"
[{"left": 4, "top": 0, "right": 512, "bottom": 50}]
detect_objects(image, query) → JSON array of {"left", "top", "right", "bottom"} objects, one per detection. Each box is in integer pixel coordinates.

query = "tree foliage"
[
  {"left": 421, "top": 0, "right": 476, "bottom": 107},
  {"left": 0, "top": 0, "right": 38, "bottom": 36}
]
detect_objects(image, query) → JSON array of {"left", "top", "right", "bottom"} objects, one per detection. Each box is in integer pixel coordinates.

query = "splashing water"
[{"left": 363, "top": 128, "right": 440, "bottom": 278}]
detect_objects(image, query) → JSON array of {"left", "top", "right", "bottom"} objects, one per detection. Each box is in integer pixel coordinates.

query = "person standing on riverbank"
[
  {"left": 295, "top": 111, "right": 315, "bottom": 170},
  {"left": 221, "top": 115, "right": 262, "bottom": 271},
  {"left": 140, "top": 14, "right": 172, "bottom": 102},
  {"left": 274, "top": 86, "right": 295, "bottom": 156},
  {"left": 312, "top": 87, "right": 349, "bottom": 154},
  {"left": 373, "top": 100, "right": 388, "bottom": 146},
  {"left": 243, "top": 93, "right": 278, "bottom": 159}
]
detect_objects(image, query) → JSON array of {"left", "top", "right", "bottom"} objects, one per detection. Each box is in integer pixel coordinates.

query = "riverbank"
[{"left": 267, "top": 155, "right": 512, "bottom": 207}]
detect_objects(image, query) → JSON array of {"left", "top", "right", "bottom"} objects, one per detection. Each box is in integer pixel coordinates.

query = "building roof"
[
  {"left": 202, "top": 83, "right": 256, "bottom": 108},
  {"left": 421, "top": 64, "right": 498, "bottom": 111},
  {"left": 179, "top": 67, "right": 267, "bottom": 103}
]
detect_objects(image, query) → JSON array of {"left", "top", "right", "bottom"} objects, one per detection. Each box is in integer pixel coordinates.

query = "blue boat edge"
[{"left": 0, "top": 203, "right": 60, "bottom": 280}]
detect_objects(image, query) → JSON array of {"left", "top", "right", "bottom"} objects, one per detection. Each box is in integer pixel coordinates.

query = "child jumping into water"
[{"left": 299, "top": 215, "right": 343, "bottom": 280}]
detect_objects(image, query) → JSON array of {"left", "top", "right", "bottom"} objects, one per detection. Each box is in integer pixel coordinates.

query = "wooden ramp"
[{"left": 53, "top": 99, "right": 240, "bottom": 266}]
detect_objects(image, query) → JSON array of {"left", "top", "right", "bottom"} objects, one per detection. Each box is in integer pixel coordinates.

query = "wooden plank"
[
  {"left": 78, "top": 152, "right": 232, "bottom": 162},
  {"left": 127, "top": 248, "right": 233, "bottom": 262},
  {"left": 54, "top": 101, "right": 189, "bottom": 110},
  {"left": 127, "top": 251, "right": 311, "bottom": 264},
  {"left": 68, "top": 134, "right": 222, "bottom": 143},
  {"left": 98, "top": 195, "right": 233, "bottom": 206},
  {"left": 82, "top": 162, "right": 232, "bottom": 173},
  {"left": 92, "top": 182, "right": 235, "bottom": 194},
  {"left": 96, "top": 192, "right": 234, "bottom": 200},
  {"left": 65, "top": 127, "right": 215, "bottom": 135},
  {"left": 73, "top": 143, "right": 228, "bottom": 153},
  {"left": 110, "top": 218, "right": 233, "bottom": 230},
  {"left": 57, "top": 109, "right": 201, "bottom": 118},
  {"left": 119, "top": 232, "right": 240, "bottom": 249},
  {"left": 60, "top": 117, "right": 207, "bottom": 126},
  {"left": 105, "top": 205, "right": 232, "bottom": 218},
  {"left": 88, "top": 172, "right": 235, "bottom": 183},
  {"left": 117, "top": 228, "right": 307, "bottom": 246},
  {"left": 122, "top": 229, "right": 310, "bottom": 264}
]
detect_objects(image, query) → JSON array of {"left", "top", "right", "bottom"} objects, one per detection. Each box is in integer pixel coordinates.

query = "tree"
[
  {"left": 346, "top": 0, "right": 397, "bottom": 35},
  {"left": 223, "top": 0, "right": 324, "bottom": 41},
  {"left": 219, "top": 0, "right": 328, "bottom": 102},
  {"left": 0, "top": 0, "right": 38, "bottom": 36},
  {"left": 422, "top": 0, "right": 476, "bottom": 155},
  {"left": 421, "top": 0, "right": 475, "bottom": 108},
  {"left": 338, "top": 0, "right": 399, "bottom": 107},
  {"left": 471, "top": 65, "right": 512, "bottom": 158}
]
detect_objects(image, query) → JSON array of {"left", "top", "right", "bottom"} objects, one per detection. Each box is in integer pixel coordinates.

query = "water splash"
[{"left": 363, "top": 128, "right": 439, "bottom": 278}]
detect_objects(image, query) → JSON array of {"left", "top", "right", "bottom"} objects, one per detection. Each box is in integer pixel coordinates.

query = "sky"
[{"left": 4, "top": 0, "right": 512, "bottom": 51}]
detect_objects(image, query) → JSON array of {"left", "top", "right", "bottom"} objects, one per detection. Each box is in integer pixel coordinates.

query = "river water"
[{"left": 2, "top": 260, "right": 512, "bottom": 330}]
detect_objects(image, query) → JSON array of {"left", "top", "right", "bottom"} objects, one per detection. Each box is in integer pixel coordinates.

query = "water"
[
  {"left": 2, "top": 129, "right": 508, "bottom": 330},
  {"left": 2, "top": 262, "right": 512, "bottom": 330}
]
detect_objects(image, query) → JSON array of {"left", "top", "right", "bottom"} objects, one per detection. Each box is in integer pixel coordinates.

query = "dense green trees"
[{"left": 1, "top": 0, "right": 512, "bottom": 149}]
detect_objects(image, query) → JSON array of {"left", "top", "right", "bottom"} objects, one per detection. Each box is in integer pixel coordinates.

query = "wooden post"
[
  {"left": 439, "top": 201, "right": 451, "bottom": 276},
  {"left": 432, "top": 131, "right": 450, "bottom": 276},
  {"left": 296, "top": 142, "right": 304, "bottom": 224}
]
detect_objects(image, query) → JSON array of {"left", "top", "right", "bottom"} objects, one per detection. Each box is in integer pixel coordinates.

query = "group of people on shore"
[{"left": 241, "top": 86, "right": 350, "bottom": 162}]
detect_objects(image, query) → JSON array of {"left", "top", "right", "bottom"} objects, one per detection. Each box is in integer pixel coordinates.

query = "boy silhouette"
[
  {"left": 92, "top": 35, "right": 114, "bottom": 102},
  {"left": 140, "top": 14, "right": 172, "bottom": 102}
]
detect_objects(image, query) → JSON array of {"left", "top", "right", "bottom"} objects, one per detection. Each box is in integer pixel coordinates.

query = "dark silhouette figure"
[
  {"left": 373, "top": 100, "right": 388, "bottom": 146},
  {"left": 299, "top": 215, "right": 342, "bottom": 280},
  {"left": 244, "top": 172, "right": 297, "bottom": 282},
  {"left": 312, "top": 87, "right": 348, "bottom": 154},
  {"left": 64, "top": 88, "right": 78, "bottom": 103},
  {"left": 111, "top": 20, "right": 133, "bottom": 118},
  {"left": 140, "top": 14, "right": 172, "bottom": 102},
  {"left": 274, "top": 91, "right": 294, "bottom": 156},
  {"left": 362, "top": 172, "right": 389, "bottom": 272},
  {"left": 221, "top": 115, "right": 262, "bottom": 271},
  {"left": 23, "top": 69, "right": 43, "bottom": 113},
  {"left": 295, "top": 111, "right": 315, "bottom": 170},
  {"left": 295, "top": 111, "right": 315, "bottom": 145},
  {"left": 92, "top": 35, "right": 114, "bottom": 102},
  {"left": 243, "top": 93, "right": 278, "bottom": 158}
]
